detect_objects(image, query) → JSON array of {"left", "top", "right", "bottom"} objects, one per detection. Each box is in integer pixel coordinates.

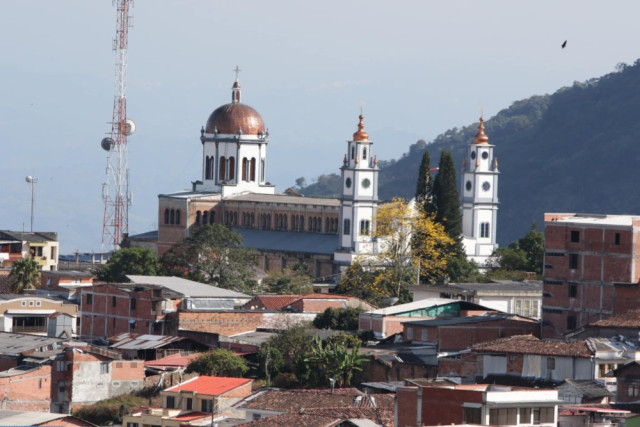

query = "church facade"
[{"left": 154, "top": 77, "right": 379, "bottom": 280}]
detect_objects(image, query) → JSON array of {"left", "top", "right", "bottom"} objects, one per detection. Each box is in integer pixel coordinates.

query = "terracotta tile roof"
[
  {"left": 243, "top": 294, "right": 300, "bottom": 310},
  {"left": 165, "top": 376, "right": 251, "bottom": 396},
  {"left": 144, "top": 352, "right": 200, "bottom": 370},
  {"left": 472, "top": 335, "right": 593, "bottom": 358},
  {"left": 237, "top": 407, "right": 393, "bottom": 426},
  {"left": 237, "top": 388, "right": 393, "bottom": 413},
  {"left": 590, "top": 309, "right": 640, "bottom": 328}
]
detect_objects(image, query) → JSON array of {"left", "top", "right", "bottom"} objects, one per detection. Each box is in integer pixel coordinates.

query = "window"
[
  {"left": 567, "top": 315, "right": 577, "bottom": 331},
  {"left": 463, "top": 407, "right": 481, "bottom": 424},
  {"left": 203, "top": 211, "right": 208, "bottom": 225},
  {"left": 228, "top": 157, "right": 235, "bottom": 180},
  {"left": 406, "top": 327, "right": 413, "bottom": 340},
  {"left": 250, "top": 158, "right": 256, "bottom": 181},
  {"left": 127, "top": 423, "right": 139, "bottom": 427},
  {"left": 112, "top": 296, "right": 117, "bottom": 307},
  {"left": 547, "top": 357, "right": 555, "bottom": 370},
  {"left": 570, "top": 230, "right": 580, "bottom": 242},
  {"left": 521, "top": 407, "right": 532, "bottom": 423},
  {"left": 242, "top": 157, "right": 248, "bottom": 181},
  {"left": 568, "top": 283, "right": 577, "bottom": 298},
  {"left": 421, "top": 329, "right": 428, "bottom": 341},
  {"left": 615, "top": 232, "right": 621, "bottom": 245},
  {"left": 363, "top": 147, "right": 367, "bottom": 160},
  {"left": 480, "top": 222, "right": 490, "bottom": 238},
  {"left": 100, "top": 362, "right": 109, "bottom": 374},
  {"left": 489, "top": 408, "right": 517, "bottom": 425},
  {"left": 569, "top": 253, "right": 578, "bottom": 270},
  {"left": 186, "top": 398, "right": 193, "bottom": 410},
  {"left": 351, "top": 146, "right": 355, "bottom": 159},
  {"left": 164, "top": 208, "right": 169, "bottom": 224},
  {"left": 36, "top": 301, "right": 41, "bottom": 307},
  {"left": 219, "top": 156, "right": 226, "bottom": 181},
  {"left": 201, "top": 399, "right": 213, "bottom": 413},
  {"left": 176, "top": 210, "right": 181, "bottom": 225},
  {"left": 343, "top": 219, "right": 351, "bottom": 235},
  {"left": 170, "top": 209, "right": 175, "bottom": 225},
  {"left": 166, "top": 396, "right": 175, "bottom": 409},
  {"left": 86, "top": 294, "right": 93, "bottom": 305},
  {"left": 360, "top": 220, "right": 370, "bottom": 236},
  {"left": 130, "top": 298, "right": 136, "bottom": 310},
  {"left": 196, "top": 211, "right": 201, "bottom": 225},
  {"left": 629, "top": 385, "right": 640, "bottom": 398}
]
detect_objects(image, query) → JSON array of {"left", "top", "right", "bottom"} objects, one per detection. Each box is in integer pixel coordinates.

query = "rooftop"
[
  {"left": 243, "top": 294, "right": 300, "bottom": 310},
  {"left": 0, "top": 332, "right": 66, "bottom": 356},
  {"left": 364, "top": 298, "right": 490, "bottom": 316},
  {"left": 165, "top": 376, "right": 252, "bottom": 396},
  {"left": 472, "top": 335, "right": 592, "bottom": 358},
  {"left": 545, "top": 213, "right": 640, "bottom": 227},
  {"left": 235, "top": 228, "right": 339, "bottom": 255},
  {"left": 402, "top": 312, "right": 537, "bottom": 327},
  {"left": 589, "top": 308, "right": 640, "bottom": 328},
  {"left": 109, "top": 333, "right": 189, "bottom": 351},
  {"left": 126, "top": 275, "right": 249, "bottom": 299},
  {"left": 0, "top": 230, "right": 58, "bottom": 243}
]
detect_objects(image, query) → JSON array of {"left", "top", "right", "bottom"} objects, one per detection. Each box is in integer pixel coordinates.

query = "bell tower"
[
  {"left": 460, "top": 117, "right": 499, "bottom": 266},
  {"left": 334, "top": 114, "right": 380, "bottom": 270}
]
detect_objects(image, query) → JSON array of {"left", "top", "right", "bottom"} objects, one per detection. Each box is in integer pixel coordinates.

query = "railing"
[{"left": 13, "top": 325, "right": 47, "bottom": 333}]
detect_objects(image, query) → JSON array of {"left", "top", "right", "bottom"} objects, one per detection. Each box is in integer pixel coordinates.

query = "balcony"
[{"left": 12, "top": 325, "right": 47, "bottom": 333}]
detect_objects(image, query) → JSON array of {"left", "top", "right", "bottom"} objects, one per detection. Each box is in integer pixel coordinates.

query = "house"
[
  {"left": 143, "top": 352, "right": 201, "bottom": 374},
  {"left": 38, "top": 270, "right": 93, "bottom": 303},
  {"left": 233, "top": 388, "right": 394, "bottom": 423},
  {"left": 0, "top": 231, "right": 59, "bottom": 271},
  {"left": 80, "top": 277, "right": 250, "bottom": 341},
  {"left": 0, "top": 295, "right": 78, "bottom": 337},
  {"left": 123, "top": 376, "right": 253, "bottom": 426},
  {"left": 396, "top": 380, "right": 560, "bottom": 426},
  {"left": 401, "top": 312, "right": 539, "bottom": 351},
  {"left": 568, "top": 307, "right": 640, "bottom": 339},
  {"left": 542, "top": 213, "right": 640, "bottom": 338},
  {"left": 0, "top": 332, "right": 67, "bottom": 371},
  {"left": 409, "top": 280, "right": 542, "bottom": 319},
  {"left": 358, "top": 298, "right": 498, "bottom": 339},
  {"left": 613, "top": 361, "right": 640, "bottom": 405},
  {"left": 108, "top": 333, "right": 209, "bottom": 360},
  {"left": 0, "top": 365, "right": 53, "bottom": 412},
  {"left": 242, "top": 294, "right": 299, "bottom": 310}
]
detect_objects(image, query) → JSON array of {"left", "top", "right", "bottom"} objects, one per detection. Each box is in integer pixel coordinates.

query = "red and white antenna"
[{"left": 101, "top": 0, "right": 135, "bottom": 250}]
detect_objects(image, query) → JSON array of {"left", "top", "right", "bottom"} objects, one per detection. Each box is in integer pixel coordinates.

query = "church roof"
[
  {"left": 235, "top": 228, "right": 338, "bottom": 255},
  {"left": 226, "top": 193, "right": 340, "bottom": 207},
  {"left": 204, "top": 79, "right": 265, "bottom": 135}
]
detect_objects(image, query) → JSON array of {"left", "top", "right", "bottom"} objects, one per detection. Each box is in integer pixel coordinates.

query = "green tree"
[
  {"left": 313, "top": 307, "right": 363, "bottom": 331},
  {"left": 303, "top": 337, "right": 369, "bottom": 388},
  {"left": 9, "top": 258, "right": 40, "bottom": 294},
  {"left": 185, "top": 349, "right": 248, "bottom": 377},
  {"left": 160, "top": 224, "right": 258, "bottom": 293},
  {"left": 433, "top": 150, "right": 462, "bottom": 246},
  {"left": 257, "top": 346, "right": 284, "bottom": 388},
  {"left": 335, "top": 262, "right": 387, "bottom": 305},
  {"left": 262, "top": 263, "right": 313, "bottom": 295},
  {"left": 95, "top": 247, "right": 159, "bottom": 283},
  {"left": 260, "top": 325, "right": 315, "bottom": 374},
  {"left": 490, "top": 222, "right": 544, "bottom": 275},
  {"left": 415, "top": 148, "right": 435, "bottom": 215}
]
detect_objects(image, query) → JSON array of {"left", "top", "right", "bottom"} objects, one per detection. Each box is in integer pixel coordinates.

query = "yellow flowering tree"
[{"left": 375, "top": 198, "right": 456, "bottom": 295}]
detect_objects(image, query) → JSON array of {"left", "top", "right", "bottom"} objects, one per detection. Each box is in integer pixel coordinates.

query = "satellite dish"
[
  {"left": 125, "top": 119, "right": 136, "bottom": 136},
  {"left": 25, "top": 176, "right": 33, "bottom": 183},
  {"left": 101, "top": 137, "right": 115, "bottom": 151}
]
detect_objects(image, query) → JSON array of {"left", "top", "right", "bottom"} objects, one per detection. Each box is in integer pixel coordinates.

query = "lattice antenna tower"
[{"left": 101, "top": 0, "right": 135, "bottom": 250}]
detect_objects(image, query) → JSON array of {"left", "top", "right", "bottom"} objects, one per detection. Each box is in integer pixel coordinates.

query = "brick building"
[
  {"left": 396, "top": 380, "right": 559, "bottom": 426},
  {"left": 542, "top": 213, "right": 640, "bottom": 338},
  {"left": 401, "top": 312, "right": 539, "bottom": 351}
]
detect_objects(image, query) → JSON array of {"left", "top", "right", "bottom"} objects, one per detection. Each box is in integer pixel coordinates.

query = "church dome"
[
  {"left": 205, "top": 103, "right": 265, "bottom": 135},
  {"left": 204, "top": 79, "right": 265, "bottom": 135}
]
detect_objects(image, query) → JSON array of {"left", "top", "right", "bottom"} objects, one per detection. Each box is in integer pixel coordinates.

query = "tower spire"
[
  {"left": 232, "top": 65, "right": 242, "bottom": 103},
  {"left": 473, "top": 116, "right": 489, "bottom": 144}
]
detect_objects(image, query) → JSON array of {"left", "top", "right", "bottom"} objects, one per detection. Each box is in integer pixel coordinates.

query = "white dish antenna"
[{"left": 125, "top": 119, "right": 136, "bottom": 136}]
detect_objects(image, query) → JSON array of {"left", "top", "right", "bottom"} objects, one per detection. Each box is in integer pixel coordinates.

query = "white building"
[{"left": 460, "top": 117, "right": 499, "bottom": 266}]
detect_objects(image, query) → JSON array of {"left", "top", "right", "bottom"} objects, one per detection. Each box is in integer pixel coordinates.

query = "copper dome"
[{"left": 205, "top": 103, "right": 265, "bottom": 135}]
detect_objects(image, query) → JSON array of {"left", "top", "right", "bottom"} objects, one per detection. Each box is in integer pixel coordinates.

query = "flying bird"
[{"left": 561, "top": 40, "right": 567, "bottom": 49}]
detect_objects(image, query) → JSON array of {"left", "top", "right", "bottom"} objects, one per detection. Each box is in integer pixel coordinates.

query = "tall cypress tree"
[
  {"left": 433, "top": 150, "right": 462, "bottom": 244},
  {"left": 415, "top": 148, "right": 435, "bottom": 215}
]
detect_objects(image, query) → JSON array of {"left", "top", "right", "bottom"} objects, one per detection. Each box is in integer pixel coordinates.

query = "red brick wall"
[
  {"left": 396, "top": 388, "right": 419, "bottom": 427},
  {"left": 112, "top": 360, "right": 145, "bottom": 381},
  {"left": 420, "top": 387, "right": 482, "bottom": 425},
  {"left": 0, "top": 365, "right": 52, "bottom": 412},
  {"left": 171, "top": 311, "right": 264, "bottom": 336},
  {"left": 438, "top": 353, "right": 479, "bottom": 378}
]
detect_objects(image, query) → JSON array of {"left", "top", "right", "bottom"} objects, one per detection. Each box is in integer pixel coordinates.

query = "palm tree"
[{"left": 9, "top": 258, "right": 40, "bottom": 294}]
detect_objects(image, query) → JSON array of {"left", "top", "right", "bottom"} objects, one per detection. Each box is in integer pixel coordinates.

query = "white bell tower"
[
  {"left": 460, "top": 117, "right": 499, "bottom": 266},
  {"left": 334, "top": 114, "right": 379, "bottom": 270}
]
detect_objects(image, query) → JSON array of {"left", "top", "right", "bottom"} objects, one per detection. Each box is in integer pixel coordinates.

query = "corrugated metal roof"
[
  {"left": 109, "top": 333, "right": 185, "bottom": 350},
  {"left": 226, "top": 192, "right": 339, "bottom": 207},
  {"left": 235, "top": 228, "right": 338, "bottom": 255},
  {"left": 364, "top": 298, "right": 482, "bottom": 316},
  {"left": 126, "top": 275, "right": 249, "bottom": 298},
  {"left": 0, "top": 231, "right": 58, "bottom": 243}
]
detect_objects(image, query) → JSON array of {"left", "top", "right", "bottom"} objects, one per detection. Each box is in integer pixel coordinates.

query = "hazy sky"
[{"left": 2, "top": 1, "right": 640, "bottom": 254}]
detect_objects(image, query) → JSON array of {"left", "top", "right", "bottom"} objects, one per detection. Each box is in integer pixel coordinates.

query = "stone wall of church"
[{"left": 258, "top": 252, "right": 334, "bottom": 280}]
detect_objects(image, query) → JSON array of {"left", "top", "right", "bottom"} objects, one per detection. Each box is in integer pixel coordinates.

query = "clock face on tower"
[
  {"left": 361, "top": 178, "right": 371, "bottom": 189},
  {"left": 482, "top": 181, "right": 491, "bottom": 191}
]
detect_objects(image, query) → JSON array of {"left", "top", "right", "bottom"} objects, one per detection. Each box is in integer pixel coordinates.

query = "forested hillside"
[{"left": 299, "top": 60, "right": 640, "bottom": 246}]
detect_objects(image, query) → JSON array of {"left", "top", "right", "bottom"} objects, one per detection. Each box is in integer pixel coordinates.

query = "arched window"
[
  {"left": 170, "top": 209, "right": 175, "bottom": 225},
  {"left": 242, "top": 158, "right": 248, "bottom": 181},
  {"left": 229, "top": 157, "right": 235, "bottom": 180},
  {"left": 196, "top": 211, "right": 201, "bottom": 226},
  {"left": 210, "top": 211, "right": 215, "bottom": 224},
  {"left": 164, "top": 208, "right": 169, "bottom": 224},
  {"left": 234, "top": 211, "right": 238, "bottom": 225},
  {"left": 360, "top": 220, "right": 370, "bottom": 236},
  {"left": 219, "top": 156, "right": 226, "bottom": 181},
  {"left": 176, "top": 210, "right": 181, "bottom": 225},
  {"left": 343, "top": 219, "right": 351, "bottom": 235},
  {"left": 481, "top": 222, "right": 490, "bottom": 238},
  {"left": 283, "top": 214, "right": 288, "bottom": 230},
  {"left": 205, "top": 156, "right": 211, "bottom": 180},
  {"left": 250, "top": 158, "right": 256, "bottom": 181},
  {"left": 203, "top": 211, "right": 208, "bottom": 225},
  {"left": 300, "top": 216, "right": 304, "bottom": 231},
  {"left": 351, "top": 145, "right": 355, "bottom": 159},
  {"left": 209, "top": 156, "right": 215, "bottom": 180},
  {"left": 261, "top": 159, "right": 265, "bottom": 182},
  {"left": 363, "top": 147, "right": 367, "bottom": 160}
]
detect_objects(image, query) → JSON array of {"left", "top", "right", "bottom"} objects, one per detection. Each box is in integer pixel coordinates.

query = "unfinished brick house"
[
  {"left": 543, "top": 213, "right": 640, "bottom": 338},
  {"left": 401, "top": 312, "right": 539, "bottom": 351}
]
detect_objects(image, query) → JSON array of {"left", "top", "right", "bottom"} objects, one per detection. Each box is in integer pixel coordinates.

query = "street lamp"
[{"left": 25, "top": 176, "right": 38, "bottom": 232}]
